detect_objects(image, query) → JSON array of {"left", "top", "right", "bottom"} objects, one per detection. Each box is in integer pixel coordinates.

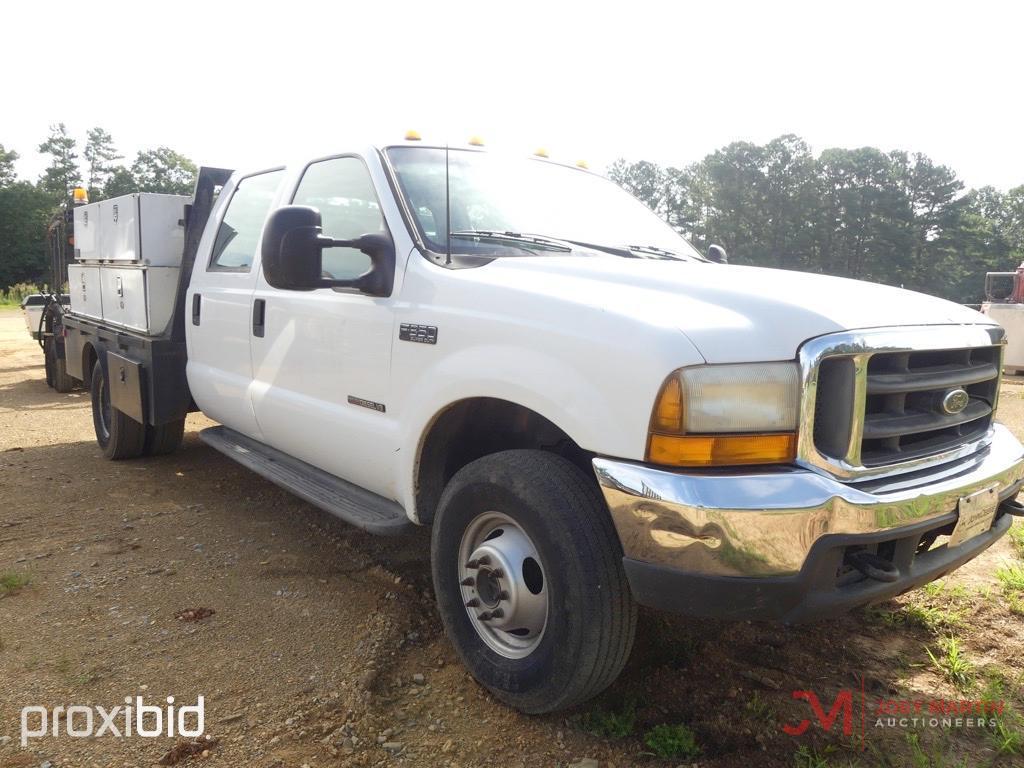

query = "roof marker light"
[
  {"left": 533, "top": 148, "right": 549, "bottom": 158},
  {"left": 404, "top": 130, "right": 422, "bottom": 141},
  {"left": 72, "top": 187, "right": 89, "bottom": 205},
  {"left": 468, "top": 136, "right": 485, "bottom": 146},
  {"left": 575, "top": 160, "right": 589, "bottom": 169}
]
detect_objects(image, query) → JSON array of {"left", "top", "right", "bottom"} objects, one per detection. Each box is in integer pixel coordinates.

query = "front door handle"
[
  {"left": 191, "top": 294, "right": 201, "bottom": 326},
  {"left": 252, "top": 299, "right": 266, "bottom": 338}
]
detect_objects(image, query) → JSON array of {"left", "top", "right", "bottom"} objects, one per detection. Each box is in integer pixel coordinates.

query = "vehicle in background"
[
  {"left": 981, "top": 263, "right": 1024, "bottom": 374},
  {"left": 22, "top": 293, "right": 68, "bottom": 340},
  {"left": 51, "top": 137, "right": 1024, "bottom": 714}
]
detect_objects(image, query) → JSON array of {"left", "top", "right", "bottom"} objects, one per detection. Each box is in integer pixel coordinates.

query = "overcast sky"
[{"left": 4, "top": 0, "right": 1021, "bottom": 190}]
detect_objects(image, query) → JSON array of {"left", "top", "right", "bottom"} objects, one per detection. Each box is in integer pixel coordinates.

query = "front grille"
[
  {"left": 813, "top": 345, "right": 1001, "bottom": 469},
  {"left": 861, "top": 347, "right": 1000, "bottom": 465}
]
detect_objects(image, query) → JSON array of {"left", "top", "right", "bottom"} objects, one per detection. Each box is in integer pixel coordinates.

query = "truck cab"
[{"left": 74, "top": 138, "right": 1024, "bottom": 714}]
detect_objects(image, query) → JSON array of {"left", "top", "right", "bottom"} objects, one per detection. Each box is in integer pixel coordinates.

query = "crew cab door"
[
  {"left": 248, "top": 155, "right": 398, "bottom": 497},
  {"left": 186, "top": 169, "right": 284, "bottom": 439}
]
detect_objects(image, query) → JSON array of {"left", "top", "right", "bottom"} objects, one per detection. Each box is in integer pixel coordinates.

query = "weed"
[
  {"left": 982, "top": 673, "right": 1023, "bottom": 756},
  {"left": 746, "top": 690, "right": 775, "bottom": 723},
  {"left": 0, "top": 572, "right": 30, "bottom": 597},
  {"left": 1009, "top": 522, "right": 1024, "bottom": 559},
  {"left": 923, "top": 580, "right": 945, "bottom": 598},
  {"left": 643, "top": 723, "right": 701, "bottom": 760},
  {"left": 873, "top": 602, "right": 961, "bottom": 633},
  {"left": 579, "top": 700, "right": 636, "bottom": 739},
  {"left": 996, "top": 563, "right": 1024, "bottom": 593},
  {"left": 792, "top": 744, "right": 839, "bottom": 768},
  {"left": 926, "top": 637, "right": 974, "bottom": 691}
]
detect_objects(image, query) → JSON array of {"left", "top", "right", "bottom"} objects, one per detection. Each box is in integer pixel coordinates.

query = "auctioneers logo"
[
  {"left": 20, "top": 696, "right": 205, "bottom": 747},
  {"left": 781, "top": 680, "right": 1004, "bottom": 749}
]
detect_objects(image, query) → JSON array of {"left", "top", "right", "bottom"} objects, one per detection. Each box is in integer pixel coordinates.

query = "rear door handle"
[
  {"left": 252, "top": 299, "right": 266, "bottom": 338},
  {"left": 191, "top": 294, "right": 201, "bottom": 326}
]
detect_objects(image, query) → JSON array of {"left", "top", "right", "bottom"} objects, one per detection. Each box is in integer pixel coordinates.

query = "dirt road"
[{"left": 1, "top": 308, "right": 1022, "bottom": 768}]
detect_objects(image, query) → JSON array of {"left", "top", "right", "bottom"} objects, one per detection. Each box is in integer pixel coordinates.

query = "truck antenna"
[{"left": 445, "top": 143, "right": 452, "bottom": 266}]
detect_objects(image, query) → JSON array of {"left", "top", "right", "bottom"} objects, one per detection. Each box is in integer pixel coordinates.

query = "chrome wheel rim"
[{"left": 457, "top": 511, "right": 548, "bottom": 659}]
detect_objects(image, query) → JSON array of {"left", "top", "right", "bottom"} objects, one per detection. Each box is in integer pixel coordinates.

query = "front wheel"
[{"left": 431, "top": 449, "right": 636, "bottom": 714}]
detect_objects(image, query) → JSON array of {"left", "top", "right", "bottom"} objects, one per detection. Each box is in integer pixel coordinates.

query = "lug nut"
[
  {"left": 477, "top": 611, "right": 493, "bottom": 621},
  {"left": 478, "top": 555, "right": 491, "bottom": 566},
  {"left": 460, "top": 577, "right": 475, "bottom": 587},
  {"left": 466, "top": 559, "right": 479, "bottom": 569},
  {"left": 496, "top": 590, "right": 509, "bottom": 601},
  {"left": 490, "top": 608, "right": 504, "bottom": 619},
  {"left": 491, "top": 568, "right": 504, "bottom": 579},
  {"left": 465, "top": 598, "right": 480, "bottom": 608}
]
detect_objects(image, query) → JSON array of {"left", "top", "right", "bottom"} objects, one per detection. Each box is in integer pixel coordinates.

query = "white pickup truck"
[{"left": 55, "top": 138, "right": 1024, "bottom": 714}]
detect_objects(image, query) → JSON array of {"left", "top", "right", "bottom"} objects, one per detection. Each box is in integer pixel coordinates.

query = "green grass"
[
  {"left": 745, "top": 690, "right": 775, "bottom": 723},
  {"left": 579, "top": 700, "right": 636, "bottom": 738},
  {"left": 1009, "top": 522, "right": 1024, "bottom": 559},
  {"left": 982, "top": 673, "right": 1024, "bottom": 757},
  {"left": 643, "top": 723, "right": 701, "bottom": 760},
  {"left": 792, "top": 744, "right": 842, "bottom": 768},
  {"left": 925, "top": 636, "right": 974, "bottom": 691},
  {"left": 997, "top": 563, "right": 1024, "bottom": 593},
  {"left": 0, "top": 282, "right": 43, "bottom": 306},
  {"left": 0, "top": 572, "right": 30, "bottom": 597},
  {"left": 869, "top": 602, "right": 963, "bottom": 634}
]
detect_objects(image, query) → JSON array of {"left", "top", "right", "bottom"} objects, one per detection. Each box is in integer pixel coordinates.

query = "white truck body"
[{"left": 63, "top": 141, "right": 1024, "bottom": 713}]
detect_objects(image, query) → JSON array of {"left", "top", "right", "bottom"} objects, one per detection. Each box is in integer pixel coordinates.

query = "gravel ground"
[{"left": 1, "top": 307, "right": 1023, "bottom": 768}]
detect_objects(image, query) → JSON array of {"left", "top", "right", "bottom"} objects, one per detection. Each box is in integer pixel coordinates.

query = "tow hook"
[
  {"left": 844, "top": 550, "right": 900, "bottom": 583},
  {"left": 1001, "top": 498, "right": 1024, "bottom": 517}
]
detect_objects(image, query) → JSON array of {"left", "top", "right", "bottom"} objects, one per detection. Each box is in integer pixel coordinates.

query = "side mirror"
[
  {"left": 261, "top": 205, "right": 395, "bottom": 296},
  {"left": 707, "top": 244, "right": 728, "bottom": 264}
]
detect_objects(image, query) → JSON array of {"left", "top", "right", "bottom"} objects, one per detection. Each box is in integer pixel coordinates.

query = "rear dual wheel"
[
  {"left": 91, "top": 362, "right": 146, "bottom": 460},
  {"left": 44, "top": 336, "right": 75, "bottom": 393},
  {"left": 89, "top": 362, "right": 185, "bottom": 459},
  {"left": 431, "top": 449, "right": 637, "bottom": 714}
]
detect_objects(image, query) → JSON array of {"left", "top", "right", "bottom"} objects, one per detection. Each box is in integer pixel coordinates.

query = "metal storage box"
[
  {"left": 68, "top": 264, "right": 104, "bottom": 321},
  {"left": 72, "top": 204, "right": 100, "bottom": 261},
  {"left": 99, "top": 265, "right": 180, "bottom": 334},
  {"left": 73, "top": 193, "right": 189, "bottom": 266}
]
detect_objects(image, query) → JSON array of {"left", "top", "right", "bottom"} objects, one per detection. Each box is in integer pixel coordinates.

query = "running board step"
[{"left": 199, "top": 426, "right": 411, "bottom": 536}]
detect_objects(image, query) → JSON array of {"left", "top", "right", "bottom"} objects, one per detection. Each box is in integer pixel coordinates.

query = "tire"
[
  {"left": 144, "top": 418, "right": 186, "bottom": 456},
  {"left": 90, "top": 362, "right": 146, "bottom": 460},
  {"left": 51, "top": 343, "right": 76, "bottom": 393},
  {"left": 431, "top": 449, "right": 637, "bottom": 714},
  {"left": 43, "top": 337, "right": 56, "bottom": 388}
]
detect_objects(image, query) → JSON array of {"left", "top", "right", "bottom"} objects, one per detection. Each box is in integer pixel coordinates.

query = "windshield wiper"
[
  {"left": 451, "top": 229, "right": 639, "bottom": 258},
  {"left": 626, "top": 244, "right": 700, "bottom": 261},
  {"left": 448, "top": 230, "right": 572, "bottom": 253}
]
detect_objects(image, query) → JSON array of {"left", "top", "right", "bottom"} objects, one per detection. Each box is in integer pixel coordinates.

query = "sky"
[{"left": 4, "top": 0, "right": 1022, "bottom": 190}]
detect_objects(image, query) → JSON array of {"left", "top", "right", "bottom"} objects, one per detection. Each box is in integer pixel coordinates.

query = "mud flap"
[{"left": 106, "top": 351, "right": 145, "bottom": 424}]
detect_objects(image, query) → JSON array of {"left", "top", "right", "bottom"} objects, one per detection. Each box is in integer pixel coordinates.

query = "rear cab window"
[{"left": 209, "top": 170, "right": 284, "bottom": 272}]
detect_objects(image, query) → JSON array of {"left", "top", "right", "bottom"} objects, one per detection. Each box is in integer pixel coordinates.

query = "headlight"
[{"left": 647, "top": 362, "right": 800, "bottom": 467}]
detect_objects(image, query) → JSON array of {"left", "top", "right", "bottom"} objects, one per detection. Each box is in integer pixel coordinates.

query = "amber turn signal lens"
[
  {"left": 647, "top": 433, "right": 797, "bottom": 467},
  {"left": 652, "top": 376, "right": 684, "bottom": 433}
]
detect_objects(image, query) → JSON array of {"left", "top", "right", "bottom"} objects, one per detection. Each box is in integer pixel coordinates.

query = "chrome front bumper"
[{"left": 593, "top": 423, "right": 1024, "bottom": 580}]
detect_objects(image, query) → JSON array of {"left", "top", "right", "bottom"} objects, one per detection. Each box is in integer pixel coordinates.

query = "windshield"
[{"left": 385, "top": 147, "right": 705, "bottom": 261}]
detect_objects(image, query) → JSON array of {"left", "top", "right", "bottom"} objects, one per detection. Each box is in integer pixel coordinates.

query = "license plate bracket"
[{"left": 949, "top": 485, "right": 1000, "bottom": 548}]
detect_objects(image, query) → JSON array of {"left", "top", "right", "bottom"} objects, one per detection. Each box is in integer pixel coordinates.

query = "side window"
[
  {"left": 209, "top": 170, "right": 284, "bottom": 271},
  {"left": 291, "top": 157, "right": 386, "bottom": 281}
]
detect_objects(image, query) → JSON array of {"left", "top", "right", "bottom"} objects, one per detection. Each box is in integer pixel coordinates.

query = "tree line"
[
  {"left": 0, "top": 123, "right": 197, "bottom": 290},
  {"left": 608, "top": 135, "right": 1024, "bottom": 303},
  {"left": 1, "top": 129, "right": 1021, "bottom": 303}
]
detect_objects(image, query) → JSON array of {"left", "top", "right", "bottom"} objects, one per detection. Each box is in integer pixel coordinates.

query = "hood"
[{"left": 476, "top": 257, "right": 992, "bottom": 363}]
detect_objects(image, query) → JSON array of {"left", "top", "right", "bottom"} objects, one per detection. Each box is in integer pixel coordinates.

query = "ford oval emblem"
[{"left": 941, "top": 388, "right": 970, "bottom": 415}]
